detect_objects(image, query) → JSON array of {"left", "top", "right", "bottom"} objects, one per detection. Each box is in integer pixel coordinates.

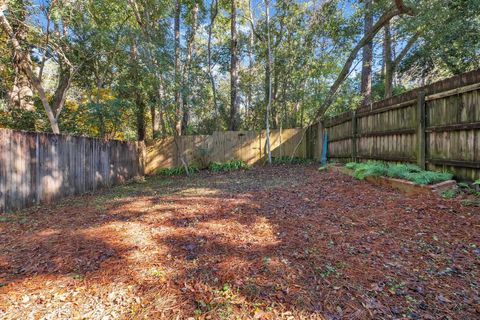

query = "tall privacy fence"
[
  {"left": 2, "top": 69, "right": 479, "bottom": 212},
  {"left": 145, "top": 128, "right": 306, "bottom": 174},
  {"left": 0, "top": 129, "right": 145, "bottom": 213},
  {"left": 309, "top": 69, "right": 480, "bottom": 181}
]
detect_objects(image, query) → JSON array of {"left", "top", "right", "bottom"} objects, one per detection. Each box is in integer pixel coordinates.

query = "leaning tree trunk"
[{"left": 314, "top": 0, "right": 415, "bottom": 121}]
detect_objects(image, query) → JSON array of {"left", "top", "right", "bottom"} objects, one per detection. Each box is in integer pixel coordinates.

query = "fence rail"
[
  {"left": 311, "top": 69, "right": 480, "bottom": 181},
  {"left": 0, "top": 129, "right": 144, "bottom": 213}
]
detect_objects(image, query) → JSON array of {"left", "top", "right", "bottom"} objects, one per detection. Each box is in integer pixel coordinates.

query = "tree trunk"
[
  {"left": 383, "top": 21, "right": 394, "bottom": 98},
  {"left": 181, "top": 1, "right": 199, "bottom": 134},
  {"left": 361, "top": 0, "right": 373, "bottom": 106},
  {"left": 174, "top": 0, "right": 182, "bottom": 135},
  {"left": 130, "top": 40, "right": 145, "bottom": 141},
  {"left": 229, "top": 0, "right": 240, "bottom": 131},
  {"left": 265, "top": 0, "right": 272, "bottom": 164},
  {"left": 208, "top": 0, "right": 219, "bottom": 129},
  {"left": 136, "top": 92, "right": 146, "bottom": 141},
  {"left": 7, "top": 0, "right": 34, "bottom": 111}
]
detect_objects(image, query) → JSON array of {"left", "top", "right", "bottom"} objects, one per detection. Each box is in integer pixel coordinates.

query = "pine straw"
[{"left": 0, "top": 166, "right": 479, "bottom": 319}]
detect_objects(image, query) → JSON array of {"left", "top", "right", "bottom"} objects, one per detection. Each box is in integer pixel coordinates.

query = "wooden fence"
[
  {"left": 146, "top": 128, "right": 306, "bottom": 174},
  {"left": 0, "top": 129, "right": 145, "bottom": 213},
  {"left": 311, "top": 69, "right": 480, "bottom": 181}
]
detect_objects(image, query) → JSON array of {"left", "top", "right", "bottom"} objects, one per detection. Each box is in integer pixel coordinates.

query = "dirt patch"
[{"left": 1, "top": 165, "right": 479, "bottom": 319}]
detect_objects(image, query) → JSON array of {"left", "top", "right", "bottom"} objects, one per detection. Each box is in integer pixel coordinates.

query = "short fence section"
[
  {"left": 0, "top": 129, "right": 144, "bottom": 212},
  {"left": 318, "top": 69, "right": 480, "bottom": 180},
  {"left": 146, "top": 128, "right": 306, "bottom": 174}
]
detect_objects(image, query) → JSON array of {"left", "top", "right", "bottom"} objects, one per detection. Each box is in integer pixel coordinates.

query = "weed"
[
  {"left": 319, "top": 263, "right": 339, "bottom": 278},
  {"left": 209, "top": 160, "right": 249, "bottom": 172},
  {"left": 345, "top": 161, "right": 453, "bottom": 185},
  {"left": 441, "top": 188, "right": 457, "bottom": 199},
  {"left": 156, "top": 165, "right": 199, "bottom": 176}
]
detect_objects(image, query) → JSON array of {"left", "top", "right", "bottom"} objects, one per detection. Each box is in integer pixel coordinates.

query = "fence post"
[
  {"left": 417, "top": 91, "right": 426, "bottom": 169},
  {"left": 317, "top": 121, "right": 324, "bottom": 161},
  {"left": 351, "top": 111, "right": 357, "bottom": 162}
]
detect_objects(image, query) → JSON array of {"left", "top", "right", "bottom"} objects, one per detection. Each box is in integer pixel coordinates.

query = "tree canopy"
[{"left": 1, "top": 0, "right": 478, "bottom": 140}]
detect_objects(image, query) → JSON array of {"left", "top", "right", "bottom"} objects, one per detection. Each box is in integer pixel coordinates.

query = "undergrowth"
[
  {"left": 345, "top": 161, "right": 453, "bottom": 185},
  {"left": 209, "top": 160, "right": 249, "bottom": 172},
  {"left": 271, "top": 156, "right": 312, "bottom": 165},
  {"left": 157, "top": 165, "right": 200, "bottom": 176}
]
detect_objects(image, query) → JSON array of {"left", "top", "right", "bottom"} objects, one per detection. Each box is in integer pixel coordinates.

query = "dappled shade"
[{"left": 0, "top": 166, "right": 479, "bottom": 319}]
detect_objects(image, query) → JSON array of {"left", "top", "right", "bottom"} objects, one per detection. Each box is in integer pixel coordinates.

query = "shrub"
[
  {"left": 157, "top": 165, "right": 199, "bottom": 176},
  {"left": 271, "top": 156, "right": 313, "bottom": 165},
  {"left": 209, "top": 160, "right": 249, "bottom": 172},
  {"left": 194, "top": 147, "right": 211, "bottom": 169},
  {"left": 345, "top": 161, "right": 453, "bottom": 185}
]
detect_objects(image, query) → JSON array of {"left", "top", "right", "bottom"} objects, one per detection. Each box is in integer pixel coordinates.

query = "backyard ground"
[{"left": 0, "top": 165, "right": 479, "bottom": 319}]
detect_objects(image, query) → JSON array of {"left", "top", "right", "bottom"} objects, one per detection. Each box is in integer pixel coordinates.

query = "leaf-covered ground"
[{"left": 0, "top": 165, "right": 479, "bottom": 319}]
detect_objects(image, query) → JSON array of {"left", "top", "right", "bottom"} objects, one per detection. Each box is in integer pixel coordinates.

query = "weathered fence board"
[
  {"left": 320, "top": 69, "right": 480, "bottom": 181},
  {"left": 145, "top": 128, "right": 307, "bottom": 174},
  {"left": 0, "top": 129, "right": 145, "bottom": 213}
]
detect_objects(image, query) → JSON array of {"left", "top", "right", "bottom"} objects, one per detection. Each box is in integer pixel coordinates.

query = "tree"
[
  {"left": 0, "top": 1, "right": 75, "bottom": 134},
  {"left": 360, "top": 0, "right": 373, "bottom": 106},
  {"left": 314, "top": 0, "right": 415, "bottom": 121},
  {"left": 265, "top": 0, "right": 272, "bottom": 164},
  {"left": 229, "top": 0, "right": 240, "bottom": 130}
]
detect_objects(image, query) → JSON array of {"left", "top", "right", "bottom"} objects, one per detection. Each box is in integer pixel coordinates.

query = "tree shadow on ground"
[{"left": 0, "top": 165, "right": 479, "bottom": 319}]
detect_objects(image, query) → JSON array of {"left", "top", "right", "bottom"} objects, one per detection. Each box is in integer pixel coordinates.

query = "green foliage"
[
  {"left": 345, "top": 161, "right": 453, "bottom": 185},
  {"left": 156, "top": 165, "right": 199, "bottom": 176},
  {"left": 193, "top": 147, "right": 211, "bottom": 169},
  {"left": 271, "top": 156, "right": 313, "bottom": 165},
  {"left": 209, "top": 160, "right": 249, "bottom": 172},
  {"left": 441, "top": 188, "right": 458, "bottom": 199},
  {"left": 474, "top": 179, "right": 480, "bottom": 186}
]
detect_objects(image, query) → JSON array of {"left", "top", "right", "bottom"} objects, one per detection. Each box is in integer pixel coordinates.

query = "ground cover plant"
[
  {"left": 1, "top": 166, "right": 479, "bottom": 319},
  {"left": 156, "top": 165, "right": 200, "bottom": 176},
  {"left": 209, "top": 160, "right": 249, "bottom": 172},
  {"left": 271, "top": 156, "right": 313, "bottom": 165},
  {"left": 346, "top": 161, "right": 453, "bottom": 185}
]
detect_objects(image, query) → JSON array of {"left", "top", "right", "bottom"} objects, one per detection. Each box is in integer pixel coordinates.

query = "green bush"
[
  {"left": 209, "top": 160, "right": 249, "bottom": 172},
  {"left": 271, "top": 156, "right": 313, "bottom": 165},
  {"left": 345, "top": 161, "right": 453, "bottom": 185},
  {"left": 157, "top": 165, "right": 199, "bottom": 176}
]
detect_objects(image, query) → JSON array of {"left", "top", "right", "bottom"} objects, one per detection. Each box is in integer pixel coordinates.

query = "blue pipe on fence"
[{"left": 321, "top": 131, "right": 328, "bottom": 165}]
